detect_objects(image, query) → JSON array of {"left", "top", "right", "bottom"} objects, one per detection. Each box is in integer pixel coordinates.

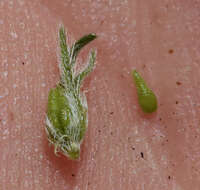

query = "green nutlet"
[
  {"left": 132, "top": 70, "right": 157, "bottom": 113},
  {"left": 45, "top": 25, "right": 97, "bottom": 160}
]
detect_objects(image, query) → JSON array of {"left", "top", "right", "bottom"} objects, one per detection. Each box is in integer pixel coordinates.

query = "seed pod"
[
  {"left": 45, "top": 26, "right": 97, "bottom": 160},
  {"left": 132, "top": 70, "right": 157, "bottom": 113}
]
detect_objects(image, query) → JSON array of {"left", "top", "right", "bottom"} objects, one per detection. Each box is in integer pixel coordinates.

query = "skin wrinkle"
[{"left": 0, "top": 0, "right": 200, "bottom": 189}]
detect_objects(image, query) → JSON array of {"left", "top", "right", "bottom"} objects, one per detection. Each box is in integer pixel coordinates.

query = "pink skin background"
[{"left": 0, "top": 0, "right": 200, "bottom": 189}]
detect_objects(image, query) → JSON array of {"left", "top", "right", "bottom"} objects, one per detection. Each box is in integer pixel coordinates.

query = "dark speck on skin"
[
  {"left": 168, "top": 49, "right": 174, "bottom": 54},
  {"left": 100, "top": 20, "right": 104, "bottom": 26},
  {"left": 176, "top": 81, "right": 182, "bottom": 86},
  {"left": 9, "top": 111, "right": 14, "bottom": 121},
  {"left": 72, "top": 174, "right": 75, "bottom": 177},
  {"left": 22, "top": 62, "right": 25, "bottom": 65},
  {"left": 120, "top": 74, "right": 125, "bottom": 78},
  {"left": 140, "top": 152, "right": 144, "bottom": 158}
]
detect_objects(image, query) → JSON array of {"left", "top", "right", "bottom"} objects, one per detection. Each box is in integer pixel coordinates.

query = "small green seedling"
[
  {"left": 132, "top": 70, "right": 157, "bottom": 113},
  {"left": 45, "top": 25, "right": 97, "bottom": 160}
]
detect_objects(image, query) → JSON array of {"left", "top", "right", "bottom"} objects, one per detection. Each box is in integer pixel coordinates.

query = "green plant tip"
[
  {"left": 132, "top": 70, "right": 157, "bottom": 113},
  {"left": 45, "top": 25, "right": 97, "bottom": 160}
]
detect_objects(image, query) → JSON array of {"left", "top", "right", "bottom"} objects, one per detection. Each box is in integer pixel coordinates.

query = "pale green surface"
[{"left": 132, "top": 70, "right": 157, "bottom": 113}]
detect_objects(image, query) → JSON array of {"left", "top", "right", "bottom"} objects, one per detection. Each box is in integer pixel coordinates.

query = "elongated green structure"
[
  {"left": 132, "top": 70, "right": 157, "bottom": 113},
  {"left": 45, "top": 26, "right": 97, "bottom": 160}
]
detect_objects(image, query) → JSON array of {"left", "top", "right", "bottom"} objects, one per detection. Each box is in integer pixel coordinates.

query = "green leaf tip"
[
  {"left": 71, "top": 33, "right": 97, "bottom": 61},
  {"left": 45, "top": 25, "right": 97, "bottom": 160},
  {"left": 132, "top": 70, "right": 157, "bottom": 113}
]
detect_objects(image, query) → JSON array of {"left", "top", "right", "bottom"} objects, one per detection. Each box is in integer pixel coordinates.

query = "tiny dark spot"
[
  {"left": 120, "top": 74, "right": 125, "bottom": 78},
  {"left": 100, "top": 20, "right": 104, "bottom": 26},
  {"left": 166, "top": 139, "right": 169, "bottom": 142},
  {"left": 140, "top": 152, "right": 144, "bottom": 158},
  {"left": 176, "top": 81, "right": 182, "bottom": 86},
  {"left": 88, "top": 182, "right": 91, "bottom": 186},
  {"left": 159, "top": 118, "right": 162, "bottom": 121},
  {"left": 72, "top": 174, "right": 75, "bottom": 177},
  {"left": 98, "top": 130, "right": 101, "bottom": 133},
  {"left": 142, "top": 64, "right": 146, "bottom": 69},
  {"left": 172, "top": 112, "right": 175, "bottom": 115},
  {"left": 110, "top": 112, "right": 114, "bottom": 115},
  {"left": 110, "top": 132, "right": 113, "bottom": 135},
  {"left": 175, "top": 101, "right": 179, "bottom": 104},
  {"left": 168, "top": 176, "right": 171, "bottom": 180},
  {"left": 9, "top": 111, "right": 14, "bottom": 121},
  {"left": 132, "top": 147, "right": 135, "bottom": 150},
  {"left": 168, "top": 49, "right": 174, "bottom": 54},
  {"left": 22, "top": 62, "right": 25, "bottom": 65}
]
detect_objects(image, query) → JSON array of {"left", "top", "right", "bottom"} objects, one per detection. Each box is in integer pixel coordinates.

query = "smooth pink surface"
[{"left": 0, "top": 0, "right": 200, "bottom": 189}]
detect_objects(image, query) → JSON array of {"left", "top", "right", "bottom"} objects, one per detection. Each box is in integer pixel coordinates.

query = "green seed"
[
  {"left": 132, "top": 70, "right": 157, "bottom": 113},
  {"left": 45, "top": 25, "right": 97, "bottom": 160}
]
